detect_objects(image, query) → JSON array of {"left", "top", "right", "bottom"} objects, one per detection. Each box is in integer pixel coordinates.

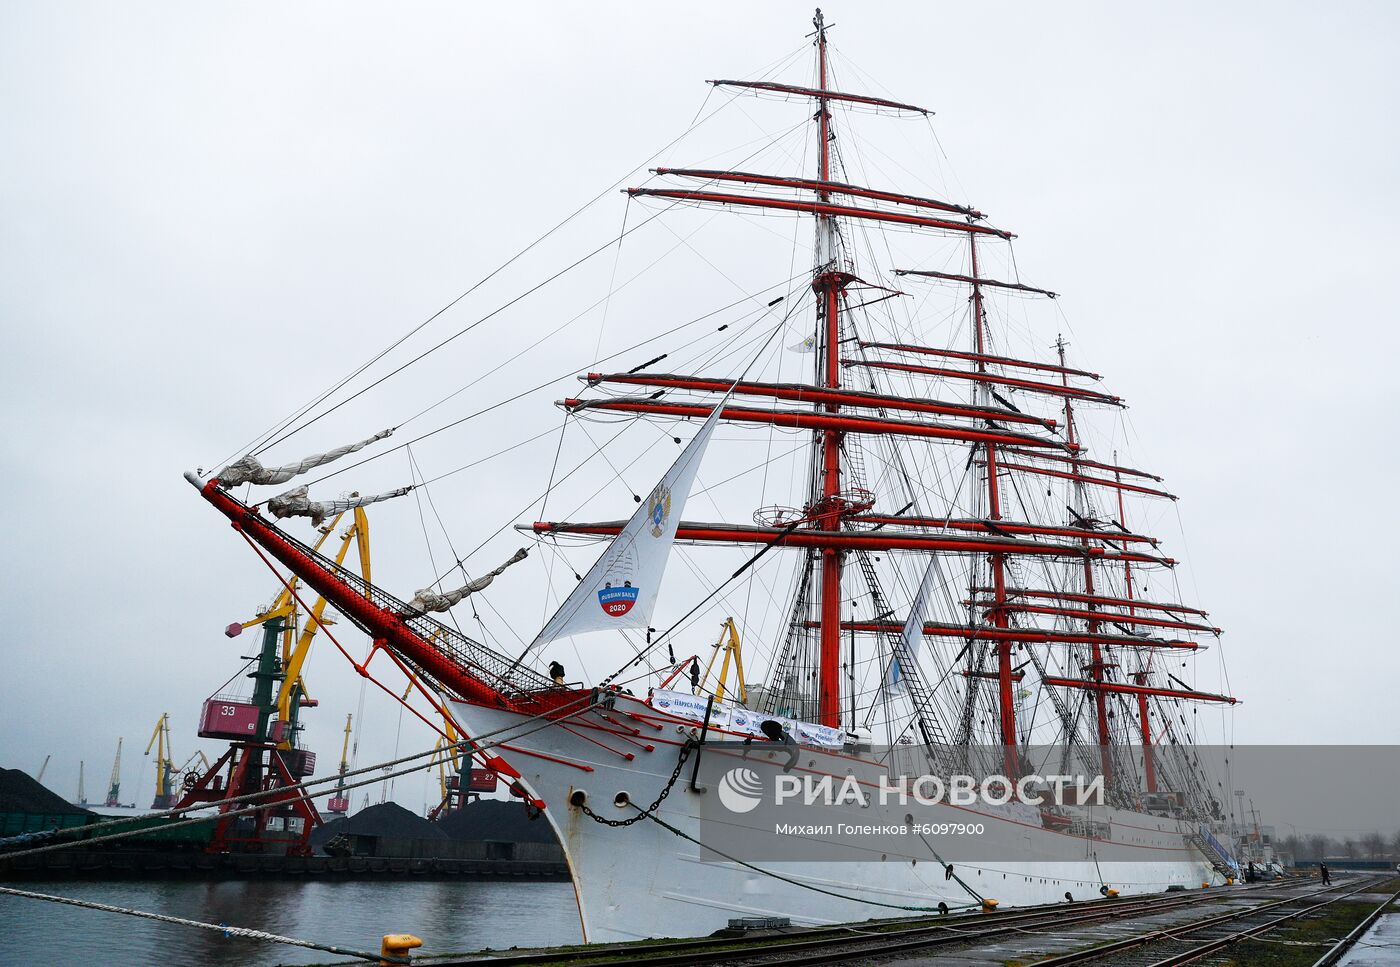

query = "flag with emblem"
[{"left": 529, "top": 386, "right": 733, "bottom": 648}]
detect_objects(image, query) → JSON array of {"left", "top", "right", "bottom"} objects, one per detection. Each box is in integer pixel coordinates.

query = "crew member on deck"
[{"left": 549, "top": 660, "right": 566, "bottom": 686}]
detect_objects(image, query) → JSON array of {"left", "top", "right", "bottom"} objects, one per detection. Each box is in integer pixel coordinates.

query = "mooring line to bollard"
[{"left": 0, "top": 885, "right": 407, "bottom": 964}]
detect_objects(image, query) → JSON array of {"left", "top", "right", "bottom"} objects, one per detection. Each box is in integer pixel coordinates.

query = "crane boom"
[
  {"left": 104, "top": 738, "right": 123, "bottom": 807},
  {"left": 144, "top": 713, "right": 176, "bottom": 808},
  {"left": 326, "top": 714, "right": 353, "bottom": 815},
  {"left": 275, "top": 507, "right": 370, "bottom": 745}
]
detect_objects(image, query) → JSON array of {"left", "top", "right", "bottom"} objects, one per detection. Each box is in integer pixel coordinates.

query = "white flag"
[
  {"left": 530, "top": 390, "right": 730, "bottom": 649},
  {"left": 888, "top": 555, "right": 940, "bottom": 694}
]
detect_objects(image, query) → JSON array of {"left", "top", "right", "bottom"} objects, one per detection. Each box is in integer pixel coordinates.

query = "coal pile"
[
  {"left": 436, "top": 798, "right": 558, "bottom": 844},
  {"left": 311, "top": 801, "right": 445, "bottom": 847},
  {"left": 0, "top": 768, "right": 91, "bottom": 816}
]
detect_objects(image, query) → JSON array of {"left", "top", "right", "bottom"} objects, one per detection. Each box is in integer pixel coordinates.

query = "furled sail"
[
  {"left": 216, "top": 429, "right": 393, "bottom": 488},
  {"left": 267, "top": 484, "right": 411, "bottom": 527},
  {"left": 529, "top": 391, "right": 730, "bottom": 649},
  {"left": 887, "top": 555, "right": 940, "bottom": 694},
  {"left": 406, "top": 548, "right": 530, "bottom": 614}
]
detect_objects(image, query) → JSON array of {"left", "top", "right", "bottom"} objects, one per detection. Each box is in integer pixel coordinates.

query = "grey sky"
[{"left": 3, "top": 2, "right": 1397, "bottom": 826}]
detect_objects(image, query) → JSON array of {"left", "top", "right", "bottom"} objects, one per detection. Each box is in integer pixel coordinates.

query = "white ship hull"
[{"left": 452, "top": 693, "right": 1227, "bottom": 943}]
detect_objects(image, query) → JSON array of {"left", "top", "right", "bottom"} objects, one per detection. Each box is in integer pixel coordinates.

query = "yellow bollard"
[
  {"left": 381, "top": 933, "right": 423, "bottom": 965},
  {"left": 981, "top": 898, "right": 1000, "bottom": 911}
]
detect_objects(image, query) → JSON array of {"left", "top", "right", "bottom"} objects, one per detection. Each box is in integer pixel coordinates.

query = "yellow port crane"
[
  {"left": 226, "top": 507, "right": 371, "bottom": 750},
  {"left": 174, "top": 508, "right": 372, "bottom": 856},
  {"left": 104, "top": 737, "right": 123, "bottom": 807},
  {"left": 433, "top": 716, "right": 465, "bottom": 813},
  {"left": 326, "top": 714, "right": 353, "bottom": 815},
  {"left": 144, "top": 713, "right": 176, "bottom": 808},
  {"left": 700, "top": 617, "right": 747, "bottom": 704}
]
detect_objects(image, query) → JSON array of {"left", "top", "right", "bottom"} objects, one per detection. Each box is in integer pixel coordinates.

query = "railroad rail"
[
  {"left": 431, "top": 878, "right": 1311, "bottom": 966},
  {"left": 1311, "top": 880, "right": 1400, "bottom": 967},
  {"left": 1026, "top": 875, "right": 1392, "bottom": 967}
]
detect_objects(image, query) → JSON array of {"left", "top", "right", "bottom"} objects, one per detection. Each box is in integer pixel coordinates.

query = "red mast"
[
  {"left": 969, "top": 234, "right": 1019, "bottom": 775},
  {"left": 812, "top": 7, "right": 847, "bottom": 729},
  {"left": 1056, "top": 336, "right": 1114, "bottom": 790},
  {"left": 1117, "top": 454, "right": 1157, "bottom": 793}
]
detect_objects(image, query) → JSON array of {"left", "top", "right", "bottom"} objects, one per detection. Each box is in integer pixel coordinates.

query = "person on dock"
[{"left": 1319, "top": 862, "right": 1331, "bottom": 885}]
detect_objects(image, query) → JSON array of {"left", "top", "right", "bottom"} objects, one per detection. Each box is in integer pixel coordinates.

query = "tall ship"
[{"left": 185, "top": 10, "right": 1241, "bottom": 942}]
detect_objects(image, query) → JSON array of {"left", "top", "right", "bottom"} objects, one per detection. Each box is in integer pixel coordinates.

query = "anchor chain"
[{"left": 577, "top": 740, "right": 696, "bottom": 828}]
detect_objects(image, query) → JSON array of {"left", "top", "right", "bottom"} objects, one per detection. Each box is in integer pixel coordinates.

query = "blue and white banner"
[{"left": 650, "top": 689, "right": 845, "bottom": 749}]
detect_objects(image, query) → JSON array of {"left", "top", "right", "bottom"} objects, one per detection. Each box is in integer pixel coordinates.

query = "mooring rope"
[
  {"left": 0, "top": 886, "right": 403, "bottom": 964},
  {"left": 636, "top": 807, "right": 981, "bottom": 915}
]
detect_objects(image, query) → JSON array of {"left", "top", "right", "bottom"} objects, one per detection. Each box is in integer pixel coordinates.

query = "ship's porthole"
[{"left": 613, "top": 791, "right": 631, "bottom": 808}]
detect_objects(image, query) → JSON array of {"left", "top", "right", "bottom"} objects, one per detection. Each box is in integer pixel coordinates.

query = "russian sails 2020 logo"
[{"left": 598, "top": 581, "right": 639, "bottom": 617}]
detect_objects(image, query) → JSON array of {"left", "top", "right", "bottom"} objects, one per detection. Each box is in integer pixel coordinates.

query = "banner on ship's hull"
[{"left": 650, "top": 688, "right": 846, "bottom": 748}]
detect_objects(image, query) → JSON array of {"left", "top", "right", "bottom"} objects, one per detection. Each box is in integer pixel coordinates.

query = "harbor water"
[{"left": 0, "top": 879, "right": 580, "bottom": 966}]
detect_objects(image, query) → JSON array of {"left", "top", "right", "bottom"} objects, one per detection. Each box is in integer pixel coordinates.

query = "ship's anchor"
[{"left": 686, "top": 696, "right": 800, "bottom": 795}]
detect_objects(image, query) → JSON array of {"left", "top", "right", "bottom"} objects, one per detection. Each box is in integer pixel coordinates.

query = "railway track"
[
  {"left": 433, "top": 877, "right": 1303, "bottom": 965},
  {"left": 1024, "top": 875, "right": 1392, "bottom": 967},
  {"left": 1310, "top": 880, "right": 1400, "bottom": 967}
]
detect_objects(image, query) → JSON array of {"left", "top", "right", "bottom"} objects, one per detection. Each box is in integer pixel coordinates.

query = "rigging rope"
[
  {"left": 253, "top": 206, "right": 678, "bottom": 458},
  {"left": 229, "top": 68, "right": 812, "bottom": 474},
  {"left": 208, "top": 69, "right": 787, "bottom": 474},
  {"left": 250, "top": 276, "right": 804, "bottom": 506}
]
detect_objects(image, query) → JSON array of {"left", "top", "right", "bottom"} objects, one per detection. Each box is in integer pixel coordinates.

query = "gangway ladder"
[{"left": 1185, "top": 826, "right": 1239, "bottom": 880}]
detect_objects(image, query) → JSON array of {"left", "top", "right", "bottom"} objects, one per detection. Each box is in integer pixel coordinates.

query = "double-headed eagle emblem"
[{"left": 647, "top": 484, "right": 672, "bottom": 538}]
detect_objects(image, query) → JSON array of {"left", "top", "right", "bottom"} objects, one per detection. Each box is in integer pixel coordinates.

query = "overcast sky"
[{"left": 2, "top": 2, "right": 1397, "bottom": 829}]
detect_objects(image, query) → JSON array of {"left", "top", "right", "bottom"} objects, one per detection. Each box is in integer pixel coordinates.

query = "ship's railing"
[{"left": 271, "top": 524, "right": 552, "bottom": 700}]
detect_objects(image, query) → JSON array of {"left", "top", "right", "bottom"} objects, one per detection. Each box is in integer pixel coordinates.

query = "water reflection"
[{"left": 0, "top": 879, "right": 579, "bottom": 966}]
